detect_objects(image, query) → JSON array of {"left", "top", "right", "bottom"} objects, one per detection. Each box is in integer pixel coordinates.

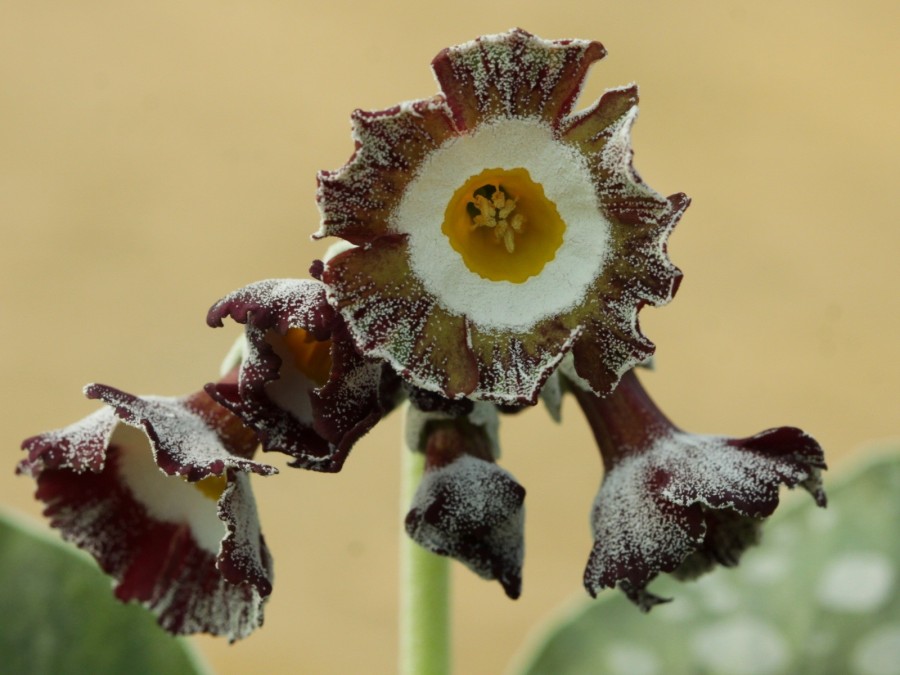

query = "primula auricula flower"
[
  {"left": 557, "top": 368, "right": 827, "bottom": 610},
  {"left": 206, "top": 278, "right": 400, "bottom": 472},
  {"left": 404, "top": 404, "right": 525, "bottom": 598},
  {"left": 18, "top": 379, "right": 276, "bottom": 642},
  {"left": 18, "top": 28, "right": 827, "bottom": 640},
  {"left": 318, "top": 28, "right": 689, "bottom": 405}
]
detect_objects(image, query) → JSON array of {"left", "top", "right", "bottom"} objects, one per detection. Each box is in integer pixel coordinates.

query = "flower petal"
[
  {"left": 207, "top": 279, "right": 396, "bottom": 471},
  {"left": 406, "top": 454, "right": 525, "bottom": 599},
  {"left": 318, "top": 31, "right": 687, "bottom": 404},
  {"left": 432, "top": 28, "right": 607, "bottom": 130},
  {"left": 572, "top": 370, "right": 826, "bottom": 608},
  {"left": 18, "top": 390, "right": 275, "bottom": 641},
  {"left": 207, "top": 277, "right": 335, "bottom": 339},
  {"left": 569, "top": 192, "right": 689, "bottom": 397},
  {"left": 404, "top": 408, "right": 523, "bottom": 598},
  {"left": 584, "top": 457, "right": 705, "bottom": 603},
  {"left": 19, "top": 408, "right": 115, "bottom": 475},
  {"left": 316, "top": 99, "right": 457, "bottom": 243},
  {"left": 672, "top": 509, "right": 762, "bottom": 581},
  {"left": 325, "top": 238, "right": 479, "bottom": 399},
  {"left": 659, "top": 428, "right": 827, "bottom": 518},
  {"left": 85, "top": 384, "right": 273, "bottom": 479}
]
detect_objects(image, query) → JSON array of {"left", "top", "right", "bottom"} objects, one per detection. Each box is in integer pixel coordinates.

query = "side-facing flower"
[
  {"left": 404, "top": 404, "right": 525, "bottom": 598},
  {"left": 207, "top": 278, "right": 399, "bottom": 472},
  {"left": 567, "top": 369, "right": 826, "bottom": 610},
  {"left": 18, "top": 381, "right": 277, "bottom": 641},
  {"left": 318, "top": 28, "right": 688, "bottom": 405}
]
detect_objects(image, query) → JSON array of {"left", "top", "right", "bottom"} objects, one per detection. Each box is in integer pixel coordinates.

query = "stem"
[{"left": 400, "top": 405, "right": 451, "bottom": 675}]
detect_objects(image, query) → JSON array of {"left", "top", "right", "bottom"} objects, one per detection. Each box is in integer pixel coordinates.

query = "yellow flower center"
[
  {"left": 441, "top": 167, "right": 565, "bottom": 283},
  {"left": 283, "top": 328, "right": 332, "bottom": 386},
  {"left": 192, "top": 474, "right": 228, "bottom": 501}
]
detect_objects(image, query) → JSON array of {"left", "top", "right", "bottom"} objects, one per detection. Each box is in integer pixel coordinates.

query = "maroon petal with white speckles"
[
  {"left": 319, "top": 29, "right": 688, "bottom": 404},
  {"left": 571, "top": 370, "right": 826, "bottom": 610},
  {"left": 316, "top": 99, "right": 457, "bottom": 245},
  {"left": 18, "top": 389, "right": 276, "bottom": 641},
  {"left": 404, "top": 412, "right": 525, "bottom": 599},
  {"left": 406, "top": 454, "right": 525, "bottom": 599},
  {"left": 432, "top": 29, "right": 607, "bottom": 131},
  {"left": 85, "top": 384, "right": 274, "bottom": 479},
  {"left": 207, "top": 278, "right": 396, "bottom": 472}
]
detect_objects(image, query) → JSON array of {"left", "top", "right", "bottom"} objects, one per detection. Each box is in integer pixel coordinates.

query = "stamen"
[
  {"left": 441, "top": 166, "right": 565, "bottom": 283},
  {"left": 468, "top": 186, "right": 525, "bottom": 252}
]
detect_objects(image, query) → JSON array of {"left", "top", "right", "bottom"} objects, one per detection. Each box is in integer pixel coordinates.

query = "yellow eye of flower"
[
  {"left": 192, "top": 474, "right": 228, "bottom": 501},
  {"left": 283, "top": 328, "right": 332, "bottom": 386},
  {"left": 442, "top": 167, "right": 565, "bottom": 283}
]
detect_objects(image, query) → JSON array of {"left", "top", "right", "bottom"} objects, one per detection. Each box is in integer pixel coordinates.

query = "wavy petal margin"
[
  {"left": 404, "top": 406, "right": 524, "bottom": 598},
  {"left": 319, "top": 29, "right": 688, "bottom": 404},
  {"left": 18, "top": 388, "right": 276, "bottom": 641},
  {"left": 570, "top": 370, "right": 826, "bottom": 610},
  {"left": 207, "top": 278, "right": 397, "bottom": 472}
]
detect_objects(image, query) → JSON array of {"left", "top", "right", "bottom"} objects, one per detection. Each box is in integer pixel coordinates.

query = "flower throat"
[{"left": 442, "top": 167, "right": 565, "bottom": 283}]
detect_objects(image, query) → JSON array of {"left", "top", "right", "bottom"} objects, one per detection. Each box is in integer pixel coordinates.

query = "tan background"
[{"left": 2, "top": 1, "right": 897, "bottom": 673}]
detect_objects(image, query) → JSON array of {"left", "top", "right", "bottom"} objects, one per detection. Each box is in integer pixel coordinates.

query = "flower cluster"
[{"left": 19, "top": 29, "right": 825, "bottom": 639}]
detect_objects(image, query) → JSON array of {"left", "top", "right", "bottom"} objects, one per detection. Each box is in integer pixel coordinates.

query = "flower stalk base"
[{"left": 400, "top": 405, "right": 451, "bottom": 675}]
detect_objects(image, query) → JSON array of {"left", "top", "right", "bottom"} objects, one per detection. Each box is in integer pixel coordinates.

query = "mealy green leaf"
[{"left": 0, "top": 509, "right": 208, "bottom": 675}]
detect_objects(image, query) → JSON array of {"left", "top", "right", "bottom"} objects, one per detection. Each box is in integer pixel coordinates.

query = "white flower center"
[{"left": 392, "top": 118, "right": 610, "bottom": 331}]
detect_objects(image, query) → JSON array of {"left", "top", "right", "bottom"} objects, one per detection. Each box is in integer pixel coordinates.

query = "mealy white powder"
[
  {"left": 587, "top": 430, "right": 815, "bottom": 591},
  {"left": 817, "top": 551, "right": 895, "bottom": 613},
  {"left": 605, "top": 643, "right": 662, "bottom": 675},
  {"left": 691, "top": 615, "right": 790, "bottom": 675},
  {"left": 852, "top": 624, "right": 900, "bottom": 675}
]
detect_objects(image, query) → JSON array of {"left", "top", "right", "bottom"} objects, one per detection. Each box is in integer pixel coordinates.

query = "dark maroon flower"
[
  {"left": 207, "top": 278, "right": 398, "bottom": 472},
  {"left": 568, "top": 369, "right": 826, "bottom": 610},
  {"left": 18, "top": 383, "right": 277, "bottom": 641},
  {"left": 404, "top": 405, "right": 525, "bottom": 598},
  {"left": 318, "top": 29, "right": 688, "bottom": 405}
]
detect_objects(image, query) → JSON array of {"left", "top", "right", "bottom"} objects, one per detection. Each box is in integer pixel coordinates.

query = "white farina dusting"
[
  {"left": 691, "top": 616, "right": 789, "bottom": 675},
  {"left": 605, "top": 643, "right": 661, "bottom": 675},
  {"left": 817, "top": 551, "right": 895, "bottom": 613},
  {"left": 852, "top": 624, "right": 900, "bottom": 675},
  {"left": 411, "top": 454, "right": 523, "bottom": 570},
  {"left": 392, "top": 118, "right": 609, "bottom": 331}
]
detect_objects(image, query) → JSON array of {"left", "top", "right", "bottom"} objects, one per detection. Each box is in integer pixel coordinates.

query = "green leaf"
[
  {"left": 0, "top": 509, "right": 209, "bottom": 675},
  {"left": 514, "top": 445, "right": 900, "bottom": 675}
]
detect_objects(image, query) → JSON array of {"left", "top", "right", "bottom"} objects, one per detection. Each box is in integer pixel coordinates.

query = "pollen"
[
  {"left": 469, "top": 186, "right": 525, "bottom": 253},
  {"left": 442, "top": 167, "right": 565, "bottom": 283},
  {"left": 283, "top": 328, "right": 333, "bottom": 386}
]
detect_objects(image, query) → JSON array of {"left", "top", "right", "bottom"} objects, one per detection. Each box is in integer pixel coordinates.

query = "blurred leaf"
[
  {"left": 0, "top": 510, "right": 208, "bottom": 675},
  {"left": 514, "top": 446, "right": 900, "bottom": 675}
]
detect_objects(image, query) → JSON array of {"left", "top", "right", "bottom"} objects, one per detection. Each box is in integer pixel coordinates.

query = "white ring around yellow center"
[{"left": 392, "top": 118, "right": 611, "bottom": 332}]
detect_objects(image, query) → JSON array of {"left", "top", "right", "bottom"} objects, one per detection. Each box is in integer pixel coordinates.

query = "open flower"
[
  {"left": 404, "top": 404, "right": 525, "bottom": 598},
  {"left": 319, "top": 28, "right": 688, "bottom": 405},
  {"left": 18, "top": 382, "right": 277, "bottom": 641},
  {"left": 207, "top": 278, "right": 399, "bottom": 472},
  {"left": 567, "top": 369, "right": 826, "bottom": 610}
]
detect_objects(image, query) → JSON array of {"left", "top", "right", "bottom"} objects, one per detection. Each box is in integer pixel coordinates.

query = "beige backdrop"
[{"left": 2, "top": 1, "right": 898, "bottom": 674}]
